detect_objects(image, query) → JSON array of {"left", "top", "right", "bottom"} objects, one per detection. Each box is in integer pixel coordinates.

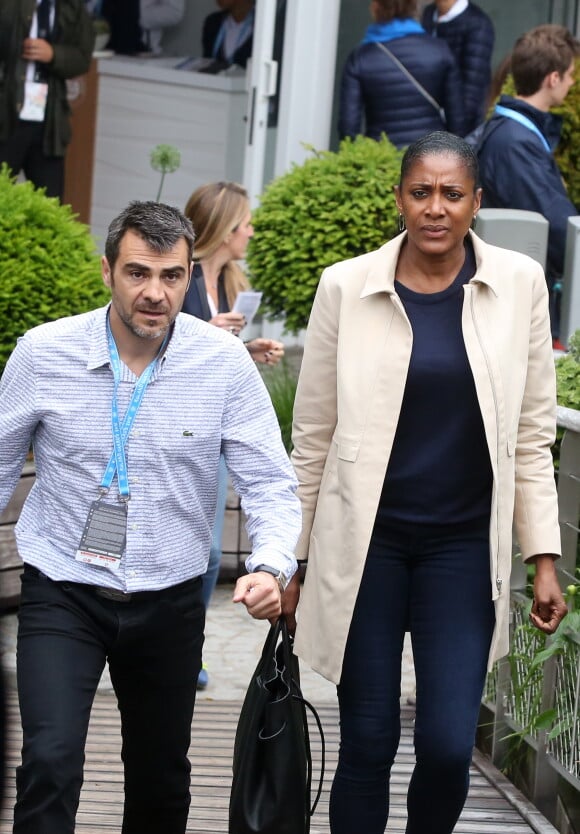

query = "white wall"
[{"left": 160, "top": 0, "right": 215, "bottom": 57}]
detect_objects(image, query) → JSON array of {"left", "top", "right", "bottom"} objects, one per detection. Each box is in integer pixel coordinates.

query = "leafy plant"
[
  {"left": 553, "top": 328, "right": 580, "bottom": 472},
  {"left": 246, "top": 136, "right": 404, "bottom": 333},
  {"left": 505, "top": 600, "right": 580, "bottom": 748},
  {"left": 555, "top": 352, "right": 580, "bottom": 411},
  {"left": 150, "top": 144, "right": 181, "bottom": 202},
  {"left": 261, "top": 361, "right": 298, "bottom": 454},
  {"left": 0, "top": 166, "right": 108, "bottom": 378}
]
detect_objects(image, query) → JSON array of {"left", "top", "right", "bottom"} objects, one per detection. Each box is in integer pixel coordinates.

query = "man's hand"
[
  {"left": 529, "top": 555, "right": 568, "bottom": 634},
  {"left": 233, "top": 572, "right": 281, "bottom": 621},
  {"left": 22, "top": 38, "right": 54, "bottom": 63}
]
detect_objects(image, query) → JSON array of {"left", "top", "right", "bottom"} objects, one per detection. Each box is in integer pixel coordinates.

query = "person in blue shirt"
[
  {"left": 0, "top": 200, "right": 300, "bottom": 834},
  {"left": 477, "top": 24, "right": 580, "bottom": 345}
]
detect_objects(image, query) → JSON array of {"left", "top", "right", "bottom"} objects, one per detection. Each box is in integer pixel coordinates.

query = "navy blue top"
[
  {"left": 378, "top": 240, "right": 492, "bottom": 527},
  {"left": 181, "top": 263, "right": 229, "bottom": 322}
]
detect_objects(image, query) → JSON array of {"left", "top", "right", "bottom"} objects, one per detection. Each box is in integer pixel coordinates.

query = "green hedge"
[
  {"left": 0, "top": 167, "right": 108, "bottom": 376},
  {"left": 556, "top": 330, "right": 580, "bottom": 411},
  {"left": 246, "top": 136, "right": 403, "bottom": 334}
]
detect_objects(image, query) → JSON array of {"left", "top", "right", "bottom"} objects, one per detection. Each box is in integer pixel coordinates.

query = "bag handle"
[
  {"left": 293, "top": 691, "right": 325, "bottom": 816},
  {"left": 279, "top": 618, "right": 326, "bottom": 818},
  {"left": 375, "top": 42, "right": 445, "bottom": 123}
]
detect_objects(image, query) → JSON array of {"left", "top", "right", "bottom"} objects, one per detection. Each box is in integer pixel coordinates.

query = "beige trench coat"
[{"left": 292, "top": 232, "right": 561, "bottom": 685}]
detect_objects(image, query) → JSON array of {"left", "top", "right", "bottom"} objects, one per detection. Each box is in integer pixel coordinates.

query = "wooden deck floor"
[{"left": 0, "top": 692, "right": 557, "bottom": 833}]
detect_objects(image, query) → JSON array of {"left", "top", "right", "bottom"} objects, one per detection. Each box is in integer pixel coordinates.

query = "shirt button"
[{"left": 131, "top": 523, "right": 138, "bottom": 531}]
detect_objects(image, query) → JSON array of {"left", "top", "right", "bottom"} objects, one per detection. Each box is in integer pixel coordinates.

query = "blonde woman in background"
[{"left": 182, "top": 181, "right": 284, "bottom": 689}]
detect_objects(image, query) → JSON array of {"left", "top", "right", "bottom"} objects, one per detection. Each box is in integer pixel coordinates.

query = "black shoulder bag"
[{"left": 229, "top": 616, "right": 325, "bottom": 834}]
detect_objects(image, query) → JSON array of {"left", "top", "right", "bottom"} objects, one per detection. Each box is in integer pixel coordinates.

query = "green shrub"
[
  {"left": 246, "top": 136, "right": 404, "bottom": 333},
  {"left": 555, "top": 329, "right": 580, "bottom": 412},
  {"left": 261, "top": 360, "right": 298, "bottom": 454},
  {"left": 0, "top": 167, "right": 108, "bottom": 376}
]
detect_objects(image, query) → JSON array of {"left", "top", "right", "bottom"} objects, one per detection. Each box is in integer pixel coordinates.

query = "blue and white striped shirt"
[{"left": 0, "top": 306, "right": 301, "bottom": 591}]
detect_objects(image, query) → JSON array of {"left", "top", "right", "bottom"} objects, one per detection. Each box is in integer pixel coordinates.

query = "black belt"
[{"left": 24, "top": 564, "right": 199, "bottom": 603}]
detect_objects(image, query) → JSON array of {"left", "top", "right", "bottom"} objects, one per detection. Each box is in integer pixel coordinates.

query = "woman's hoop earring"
[
  {"left": 398, "top": 213, "right": 406, "bottom": 233},
  {"left": 471, "top": 215, "right": 478, "bottom": 230}
]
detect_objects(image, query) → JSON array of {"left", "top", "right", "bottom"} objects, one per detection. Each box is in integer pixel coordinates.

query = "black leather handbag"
[{"left": 229, "top": 616, "right": 325, "bottom": 834}]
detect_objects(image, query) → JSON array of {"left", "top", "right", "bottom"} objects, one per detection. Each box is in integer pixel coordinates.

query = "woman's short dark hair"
[
  {"left": 399, "top": 131, "right": 479, "bottom": 189},
  {"left": 373, "top": 0, "right": 417, "bottom": 23}
]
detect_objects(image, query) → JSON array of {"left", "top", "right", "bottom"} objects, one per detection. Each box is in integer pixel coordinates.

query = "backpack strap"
[{"left": 494, "top": 105, "right": 551, "bottom": 152}]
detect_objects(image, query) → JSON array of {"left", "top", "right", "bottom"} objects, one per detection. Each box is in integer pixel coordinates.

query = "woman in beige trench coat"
[{"left": 284, "top": 132, "right": 567, "bottom": 834}]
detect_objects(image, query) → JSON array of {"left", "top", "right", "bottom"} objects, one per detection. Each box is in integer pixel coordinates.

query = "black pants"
[
  {"left": 0, "top": 120, "right": 65, "bottom": 199},
  {"left": 14, "top": 566, "right": 205, "bottom": 834}
]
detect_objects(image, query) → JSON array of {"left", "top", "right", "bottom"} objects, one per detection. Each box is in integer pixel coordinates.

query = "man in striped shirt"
[{"left": 0, "top": 200, "right": 301, "bottom": 834}]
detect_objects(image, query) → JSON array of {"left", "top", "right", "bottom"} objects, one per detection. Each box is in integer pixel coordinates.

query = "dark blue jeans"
[
  {"left": 330, "top": 521, "right": 495, "bottom": 834},
  {"left": 14, "top": 566, "right": 205, "bottom": 834}
]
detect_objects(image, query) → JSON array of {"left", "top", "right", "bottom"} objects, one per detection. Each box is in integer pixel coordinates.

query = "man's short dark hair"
[
  {"left": 105, "top": 201, "right": 195, "bottom": 270},
  {"left": 511, "top": 24, "right": 580, "bottom": 96}
]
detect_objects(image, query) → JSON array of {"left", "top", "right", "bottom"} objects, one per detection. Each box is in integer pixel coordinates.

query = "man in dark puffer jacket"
[{"left": 422, "top": 0, "right": 494, "bottom": 134}]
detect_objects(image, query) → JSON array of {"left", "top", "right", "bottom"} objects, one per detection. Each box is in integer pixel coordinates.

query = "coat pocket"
[{"left": 337, "top": 440, "right": 360, "bottom": 462}]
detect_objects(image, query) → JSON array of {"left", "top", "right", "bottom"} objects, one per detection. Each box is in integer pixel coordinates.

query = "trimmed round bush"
[
  {"left": 0, "top": 167, "right": 109, "bottom": 376},
  {"left": 246, "top": 136, "right": 403, "bottom": 333}
]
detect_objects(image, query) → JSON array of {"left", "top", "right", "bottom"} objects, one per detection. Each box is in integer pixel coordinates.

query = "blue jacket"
[
  {"left": 477, "top": 96, "right": 577, "bottom": 277},
  {"left": 338, "top": 32, "right": 465, "bottom": 147},
  {"left": 421, "top": 2, "right": 494, "bottom": 134}
]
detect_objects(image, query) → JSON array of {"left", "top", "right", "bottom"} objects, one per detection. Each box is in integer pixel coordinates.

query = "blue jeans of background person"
[
  {"left": 14, "top": 566, "right": 205, "bottom": 834},
  {"left": 201, "top": 455, "right": 228, "bottom": 609},
  {"left": 330, "top": 520, "right": 495, "bottom": 834}
]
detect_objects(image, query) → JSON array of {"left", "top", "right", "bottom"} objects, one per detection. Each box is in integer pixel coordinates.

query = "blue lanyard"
[
  {"left": 212, "top": 10, "right": 254, "bottom": 60},
  {"left": 494, "top": 105, "right": 551, "bottom": 153},
  {"left": 100, "top": 320, "right": 165, "bottom": 499}
]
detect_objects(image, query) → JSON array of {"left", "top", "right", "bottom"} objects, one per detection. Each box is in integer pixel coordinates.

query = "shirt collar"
[
  {"left": 85, "top": 304, "right": 186, "bottom": 376},
  {"left": 434, "top": 0, "right": 469, "bottom": 23},
  {"left": 86, "top": 305, "right": 113, "bottom": 371}
]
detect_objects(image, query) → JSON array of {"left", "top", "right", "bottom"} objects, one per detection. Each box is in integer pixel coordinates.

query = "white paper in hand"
[{"left": 232, "top": 291, "right": 263, "bottom": 327}]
